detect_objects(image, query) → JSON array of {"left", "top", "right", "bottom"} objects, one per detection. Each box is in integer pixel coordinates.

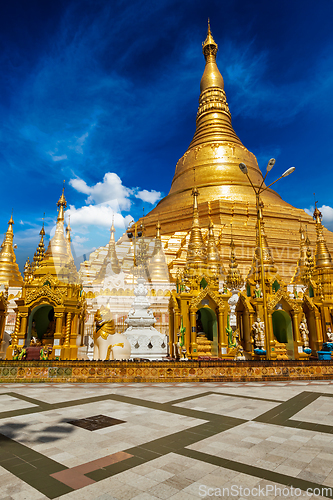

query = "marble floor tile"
[{"left": 0, "top": 382, "right": 333, "bottom": 500}]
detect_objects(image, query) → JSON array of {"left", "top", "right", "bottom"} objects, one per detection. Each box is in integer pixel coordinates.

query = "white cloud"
[
  {"left": 69, "top": 131, "right": 89, "bottom": 154},
  {"left": 69, "top": 177, "right": 91, "bottom": 195},
  {"left": 73, "top": 235, "right": 89, "bottom": 244},
  {"left": 321, "top": 205, "right": 333, "bottom": 224},
  {"left": 304, "top": 205, "right": 333, "bottom": 230},
  {"left": 66, "top": 202, "right": 132, "bottom": 230},
  {"left": 70, "top": 172, "right": 132, "bottom": 210},
  {"left": 135, "top": 189, "right": 161, "bottom": 204},
  {"left": 52, "top": 154, "right": 68, "bottom": 162}
]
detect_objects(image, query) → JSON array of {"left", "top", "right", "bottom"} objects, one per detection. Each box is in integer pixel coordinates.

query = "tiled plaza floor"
[{"left": 0, "top": 381, "right": 333, "bottom": 499}]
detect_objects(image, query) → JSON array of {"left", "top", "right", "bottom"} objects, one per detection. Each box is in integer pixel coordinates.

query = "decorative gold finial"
[
  {"left": 202, "top": 19, "right": 218, "bottom": 57},
  {"left": 313, "top": 195, "right": 322, "bottom": 224},
  {"left": 200, "top": 20, "right": 224, "bottom": 92},
  {"left": 40, "top": 214, "right": 45, "bottom": 237},
  {"left": 156, "top": 221, "right": 161, "bottom": 239}
]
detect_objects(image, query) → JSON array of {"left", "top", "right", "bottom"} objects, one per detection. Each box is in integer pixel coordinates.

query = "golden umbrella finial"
[
  {"left": 40, "top": 212, "right": 46, "bottom": 236},
  {"left": 313, "top": 193, "right": 322, "bottom": 224},
  {"left": 8, "top": 209, "right": 14, "bottom": 225},
  {"left": 202, "top": 18, "right": 218, "bottom": 57}
]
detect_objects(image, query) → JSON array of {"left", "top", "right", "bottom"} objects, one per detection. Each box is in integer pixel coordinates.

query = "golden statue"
[{"left": 93, "top": 309, "right": 115, "bottom": 340}]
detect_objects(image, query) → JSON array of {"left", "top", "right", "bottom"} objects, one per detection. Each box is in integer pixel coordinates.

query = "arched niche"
[
  {"left": 197, "top": 307, "right": 218, "bottom": 356},
  {"left": 26, "top": 304, "right": 54, "bottom": 347},
  {"left": 272, "top": 310, "right": 294, "bottom": 359}
]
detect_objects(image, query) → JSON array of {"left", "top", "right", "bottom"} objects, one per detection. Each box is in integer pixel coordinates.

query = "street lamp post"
[{"left": 239, "top": 160, "right": 295, "bottom": 359}]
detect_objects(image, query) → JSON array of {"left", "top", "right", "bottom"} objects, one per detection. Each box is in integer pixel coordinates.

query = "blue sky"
[{"left": 1, "top": 0, "right": 333, "bottom": 271}]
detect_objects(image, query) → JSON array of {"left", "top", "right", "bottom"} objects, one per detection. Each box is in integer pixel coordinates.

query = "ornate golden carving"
[{"left": 25, "top": 285, "right": 64, "bottom": 306}]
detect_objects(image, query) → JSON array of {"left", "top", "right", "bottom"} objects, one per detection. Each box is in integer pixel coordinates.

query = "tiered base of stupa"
[{"left": 139, "top": 196, "right": 333, "bottom": 283}]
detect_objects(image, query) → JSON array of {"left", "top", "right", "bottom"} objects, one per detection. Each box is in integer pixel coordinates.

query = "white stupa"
[{"left": 125, "top": 277, "right": 167, "bottom": 359}]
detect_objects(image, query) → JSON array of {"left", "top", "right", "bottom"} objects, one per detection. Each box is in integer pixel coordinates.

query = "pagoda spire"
[
  {"left": 107, "top": 217, "right": 121, "bottom": 274},
  {"left": 34, "top": 218, "right": 46, "bottom": 271},
  {"left": 304, "top": 228, "right": 314, "bottom": 283},
  {"left": 291, "top": 224, "right": 307, "bottom": 284},
  {"left": 226, "top": 225, "right": 242, "bottom": 289},
  {"left": 206, "top": 219, "right": 222, "bottom": 275},
  {"left": 200, "top": 19, "right": 224, "bottom": 92},
  {"left": 152, "top": 221, "right": 162, "bottom": 257},
  {"left": 34, "top": 185, "right": 75, "bottom": 280},
  {"left": 186, "top": 187, "right": 207, "bottom": 268},
  {"left": 94, "top": 216, "right": 121, "bottom": 282},
  {"left": 149, "top": 21, "right": 278, "bottom": 223},
  {"left": 248, "top": 200, "right": 277, "bottom": 282},
  {"left": 0, "top": 214, "right": 23, "bottom": 286},
  {"left": 24, "top": 256, "right": 32, "bottom": 282},
  {"left": 148, "top": 221, "right": 169, "bottom": 282},
  {"left": 65, "top": 215, "right": 75, "bottom": 262},
  {"left": 313, "top": 202, "right": 333, "bottom": 269}
]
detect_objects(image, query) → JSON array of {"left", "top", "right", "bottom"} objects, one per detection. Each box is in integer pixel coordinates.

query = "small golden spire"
[
  {"left": 94, "top": 216, "right": 121, "bottom": 281},
  {"left": 57, "top": 181, "right": 67, "bottom": 223},
  {"left": 0, "top": 214, "right": 23, "bottom": 286},
  {"left": 156, "top": 220, "right": 161, "bottom": 239},
  {"left": 151, "top": 221, "right": 162, "bottom": 258},
  {"left": 186, "top": 187, "right": 207, "bottom": 268},
  {"left": 313, "top": 200, "right": 333, "bottom": 268},
  {"left": 109, "top": 214, "right": 116, "bottom": 242},
  {"left": 313, "top": 196, "right": 322, "bottom": 225},
  {"left": 24, "top": 257, "right": 32, "bottom": 282},
  {"left": 207, "top": 219, "right": 222, "bottom": 275},
  {"left": 149, "top": 222, "right": 169, "bottom": 282},
  {"left": 34, "top": 186, "right": 77, "bottom": 281},
  {"left": 66, "top": 215, "right": 71, "bottom": 243},
  {"left": 33, "top": 217, "right": 46, "bottom": 271},
  {"left": 291, "top": 223, "right": 307, "bottom": 284},
  {"left": 304, "top": 227, "right": 314, "bottom": 282},
  {"left": 248, "top": 200, "right": 277, "bottom": 281}
]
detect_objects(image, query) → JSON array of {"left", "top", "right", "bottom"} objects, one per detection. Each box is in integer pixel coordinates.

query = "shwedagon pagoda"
[{"left": 1, "top": 24, "right": 333, "bottom": 364}]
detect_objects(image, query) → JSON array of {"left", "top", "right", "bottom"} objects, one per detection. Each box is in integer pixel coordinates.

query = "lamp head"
[
  {"left": 266, "top": 158, "right": 275, "bottom": 172},
  {"left": 282, "top": 166, "right": 295, "bottom": 177},
  {"left": 239, "top": 163, "right": 248, "bottom": 174}
]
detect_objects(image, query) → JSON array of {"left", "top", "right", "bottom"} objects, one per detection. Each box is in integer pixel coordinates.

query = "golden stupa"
[
  {"left": 138, "top": 22, "right": 333, "bottom": 282},
  {"left": 0, "top": 215, "right": 23, "bottom": 287}
]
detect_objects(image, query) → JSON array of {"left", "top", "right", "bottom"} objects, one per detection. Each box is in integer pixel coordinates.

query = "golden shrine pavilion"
[{"left": 0, "top": 23, "right": 333, "bottom": 364}]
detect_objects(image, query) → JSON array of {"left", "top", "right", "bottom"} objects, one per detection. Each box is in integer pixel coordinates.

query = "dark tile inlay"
[{"left": 68, "top": 414, "right": 125, "bottom": 431}]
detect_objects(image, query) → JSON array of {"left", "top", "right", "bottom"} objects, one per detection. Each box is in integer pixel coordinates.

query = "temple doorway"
[
  {"left": 272, "top": 310, "right": 294, "bottom": 359},
  {"left": 197, "top": 307, "right": 218, "bottom": 356},
  {"left": 26, "top": 305, "right": 55, "bottom": 347}
]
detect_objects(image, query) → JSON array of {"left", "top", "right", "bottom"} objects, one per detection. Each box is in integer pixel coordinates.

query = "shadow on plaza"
[{"left": 0, "top": 418, "right": 76, "bottom": 444}]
